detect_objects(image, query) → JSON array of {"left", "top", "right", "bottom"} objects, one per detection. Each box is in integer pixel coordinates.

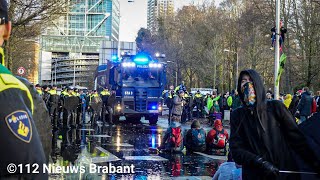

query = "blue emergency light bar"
[
  {"left": 134, "top": 57, "right": 149, "bottom": 63},
  {"left": 112, "top": 55, "right": 118, "bottom": 60}
]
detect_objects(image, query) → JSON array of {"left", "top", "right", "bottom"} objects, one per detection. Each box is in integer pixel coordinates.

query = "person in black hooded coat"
[{"left": 229, "top": 69, "right": 320, "bottom": 180}]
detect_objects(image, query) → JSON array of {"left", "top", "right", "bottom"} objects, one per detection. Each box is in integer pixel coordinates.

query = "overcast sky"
[{"left": 119, "top": 0, "right": 221, "bottom": 42}]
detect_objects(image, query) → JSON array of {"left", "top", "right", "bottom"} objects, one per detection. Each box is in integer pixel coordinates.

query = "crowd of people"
[
  {"left": 159, "top": 118, "right": 229, "bottom": 155},
  {"left": 161, "top": 70, "right": 320, "bottom": 180},
  {"left": 163, "top": 82, "right": 242, "bottom": 125},
  {"left": 34, "top": 85, "right": 116, "bottom": 129}
]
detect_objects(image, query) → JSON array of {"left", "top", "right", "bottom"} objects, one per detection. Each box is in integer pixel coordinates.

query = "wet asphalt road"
[{"left": 49, "top": 116, "right": 229, "bottom": 180}]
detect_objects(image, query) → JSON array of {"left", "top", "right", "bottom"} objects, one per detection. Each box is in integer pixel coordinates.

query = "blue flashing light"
[
  {"left": 112, "top": 55, "right": 118, "bottom": 61},
  {"left": 134, "top": 57, "right": 149, "bottom": 64},
  {"left": 151, "top": 134, "right": 156, "bottom": 148},
  {"left": 151, "top": 105, "right": 157, "bottom": 110}
]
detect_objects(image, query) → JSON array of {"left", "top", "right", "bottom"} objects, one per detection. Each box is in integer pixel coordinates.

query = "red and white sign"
[{"left": 17, "top": 67, "right": 26, "bottom": 75}]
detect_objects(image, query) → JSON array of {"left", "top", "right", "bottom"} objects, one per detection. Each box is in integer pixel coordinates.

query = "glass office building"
[{"left": 40, "top": 0, "right": 120, "bottom": 88}]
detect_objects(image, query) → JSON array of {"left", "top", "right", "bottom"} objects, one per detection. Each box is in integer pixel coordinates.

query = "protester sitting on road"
[
  {"left": 229, "top": 69, "right": 320, "bottom": 179},
  {"left": 212, "top": 151, "right": 242, "bottom": 180},
  {"left": 160, "top": 116, "right": 184, "bottom": 152},
  {"left": 185, "top": 120, "right": 206, "bottom": 152},
  {"left": 206, "top": 119, "right": 229, "bottom": 154}
]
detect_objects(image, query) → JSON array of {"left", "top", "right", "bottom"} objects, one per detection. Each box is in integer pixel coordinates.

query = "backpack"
[
  {"left": 213, "top": 129, "right": 226, "bottom": 148},
  {"left": 191, "top": 129, "right": 206, "bottom": 146},
  {"left": 170, "top": 127, "right": 183, "bottom": 149}
]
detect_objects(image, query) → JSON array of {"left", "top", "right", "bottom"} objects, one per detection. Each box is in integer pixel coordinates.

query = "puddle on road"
[{"left": 49, "top": 119, "right": 224, "bottom": 179}]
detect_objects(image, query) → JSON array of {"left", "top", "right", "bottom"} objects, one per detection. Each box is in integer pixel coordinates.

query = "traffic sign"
[{"left": 17, "top": 67, "right": 26, "bottom": 75}]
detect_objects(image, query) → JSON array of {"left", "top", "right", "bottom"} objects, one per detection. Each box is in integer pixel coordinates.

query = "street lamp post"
[
  {"left": 166, "top": 61, "right": 178, "bottom": 87},
  {"left": 73, "top": 59, "right": 76, "bottom": 86},
  {"left": 117, "top": 1, "right": 135, "bottom": 58},
  {"left": 55, "top": 59, "right": 57, "bottom": 85},
  {"left": 224, "top": 49, "right": 239, "bottom": 88}
]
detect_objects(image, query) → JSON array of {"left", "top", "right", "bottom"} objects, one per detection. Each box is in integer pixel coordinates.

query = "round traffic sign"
[{"left": 17, "top": 67, "right": 26, "bottom": 75}]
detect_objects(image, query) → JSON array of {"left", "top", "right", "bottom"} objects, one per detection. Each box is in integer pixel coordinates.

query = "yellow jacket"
[{"left": 283, "top": 94, "right": 292, "bottom": 108}]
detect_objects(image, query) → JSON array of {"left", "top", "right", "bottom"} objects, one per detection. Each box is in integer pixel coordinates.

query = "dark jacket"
[
  {"left": 171, "top": 95, "right": 184, "bottom": 116},
  {"left": 297, "top": 91, "right": 313, "bottom": 116},
  {"left": 288, "top": 95, "right": 300, "bottom": 116},
  {"left": 229, "top": 69, "right": 320, "bottom": 180},
  {"left": 232, "top": 94, "right": 241, "bottom": 110}
]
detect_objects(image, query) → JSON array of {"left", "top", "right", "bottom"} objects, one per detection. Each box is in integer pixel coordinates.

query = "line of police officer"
[{"left": 35, "top": 86, "right": 115, "bottom": 129}]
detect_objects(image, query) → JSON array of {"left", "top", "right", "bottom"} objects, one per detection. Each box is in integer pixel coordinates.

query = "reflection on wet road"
[{"left": 49, "top": 117, "right": 226, "bottom": 179}]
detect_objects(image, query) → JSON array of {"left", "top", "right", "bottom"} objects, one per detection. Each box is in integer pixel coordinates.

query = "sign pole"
[{"left": 274, "top": 0, "right": 280, "bottom": 100}]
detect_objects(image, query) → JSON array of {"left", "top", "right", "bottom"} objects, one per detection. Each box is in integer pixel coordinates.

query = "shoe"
[{"left": 270, "top": 47, "right": 274, "bottom": 50}]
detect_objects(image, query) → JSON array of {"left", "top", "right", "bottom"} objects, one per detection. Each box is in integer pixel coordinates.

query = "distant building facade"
[
  {"left": 39, "top": 0, "right": 120, "bottom": 87},
  {"left": 147, "top": 0, "right": 174, "bottom": 32}
]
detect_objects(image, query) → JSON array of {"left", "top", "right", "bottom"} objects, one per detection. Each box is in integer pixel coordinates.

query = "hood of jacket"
[{"left": 237, "top": 69, "right": 266, "bottom": 110}]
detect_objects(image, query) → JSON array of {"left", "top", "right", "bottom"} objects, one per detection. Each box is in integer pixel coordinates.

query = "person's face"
[
  {"left": 241, "top": 74, "right": 253, "bottom": 90},
  {"left": 179, "top": 92, "right": 184, "bottom": 97}
]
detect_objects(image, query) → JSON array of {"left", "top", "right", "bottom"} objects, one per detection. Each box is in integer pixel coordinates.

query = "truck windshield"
[{"left": 122, "top": 68, "right": 160, "bottom": 87}]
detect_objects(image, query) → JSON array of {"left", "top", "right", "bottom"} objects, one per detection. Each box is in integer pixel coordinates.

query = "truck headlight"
[{"left": 116, "top": 104, "right": 121, "bottom": 111}]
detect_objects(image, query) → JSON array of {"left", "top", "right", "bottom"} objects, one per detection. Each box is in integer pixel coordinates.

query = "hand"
[{"left": 255, "top": 157, "right": 279, "bottom": 176}]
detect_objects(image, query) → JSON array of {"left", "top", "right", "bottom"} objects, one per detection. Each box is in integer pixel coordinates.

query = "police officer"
[
  {"left": 72, "top": 88, "right": 82, "bottom": 127},
  {"left": 100, "top": 87, "right": 110, "bottom": 124},
  {"left": 61, "top": 87, "right": 71, "bottom": 128},
  {"left": 35, "top": 84, "right": 43, "bottom": 96},
  {"left": 48, "top": 85, "right": 60, "bottom": 129},
  {"left": 42, "top": 85, "right": 50, "bottom": 105},
  {"left": 0, "top": 1, "right": 48, "bottom": 178},
  {"left": 89, "top": 90, "right": 102, "bottom": 126},
  {"left": 181, "top": 91, "right": 193, "bottom": 123},
  {"left": 194, "top": 90, "right": 203, "bottom": 118}
]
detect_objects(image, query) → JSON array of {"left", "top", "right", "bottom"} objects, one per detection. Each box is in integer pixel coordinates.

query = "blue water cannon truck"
[{"left": 107, "top": 52, "right": 167, "bottom": 124}]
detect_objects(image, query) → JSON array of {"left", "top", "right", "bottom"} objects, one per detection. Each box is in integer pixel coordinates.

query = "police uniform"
[
  {"left": 48, "top": 88, "right": 59, "bottom": 128},
  {"left": 194, "top": 92, "right": 203, "bottom": 118},
  {"left": 100, "top": 89, "right": 110, "bottom": 124},
  {"left": 181, "top": 92, "right": 193, "bottom": 122},
  {"left": 0, "top": 64, "right": 48, "bottom": 179}
]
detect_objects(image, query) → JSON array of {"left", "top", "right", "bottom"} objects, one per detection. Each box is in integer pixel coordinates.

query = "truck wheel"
[{"left": 149, "top": 115, "right": 158, "bottom": 125}]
